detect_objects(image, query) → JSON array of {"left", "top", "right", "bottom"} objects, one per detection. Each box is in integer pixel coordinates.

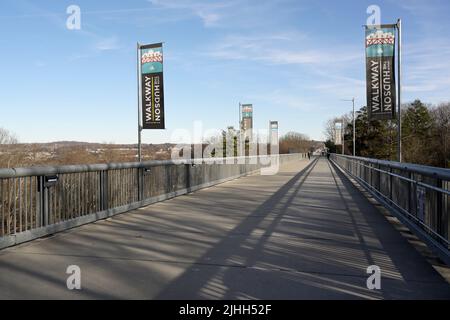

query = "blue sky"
[{"left": 1, "top": 0, "right": 449, "bottom": 144}]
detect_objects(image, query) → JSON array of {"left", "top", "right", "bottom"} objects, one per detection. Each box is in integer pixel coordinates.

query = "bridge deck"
[{"left": 1, "top": 158, "right": 449, "bottom": 299}]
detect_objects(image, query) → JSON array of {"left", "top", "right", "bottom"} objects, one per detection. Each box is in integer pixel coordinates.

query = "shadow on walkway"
[
  {"left": 327, "top": 160, "right": 450, "bottom": 299},
  {"left": 153, "top": 158, "right": 450, "bottom": 299},
  {"left": 2, "top": 157, "right": 450, "bottom": 299},
  {"left": 155, "top": 158, "right": 319, "bottom": 299}
]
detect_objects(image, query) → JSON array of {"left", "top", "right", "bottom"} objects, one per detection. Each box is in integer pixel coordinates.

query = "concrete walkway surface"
[{"left": 1, "top": 157, "right": 449, "bottom": 299}]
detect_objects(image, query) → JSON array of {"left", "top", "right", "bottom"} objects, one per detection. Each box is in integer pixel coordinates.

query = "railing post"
[
  {"left": 185, "top": 164, "right": 191, "bottom": 191},
  {"left": 36, "top": 176, "right": 45, "bottom": 227},
  {"left": 357, "top": 160, "right": 360, "bottom": 179},
  {"left": 43, "top": 186, "right": 49, "bottom": 226},
  {"left": 436, "top": 178, "right": 445, "bottom": 243},
  {"left": 99, "top": 171, "right": 103, "bottom": 210},
  {"left": 98, "top": 171, "right": 102, "bottom": 210},
  {"left": 137, "top": 168, "right": 144, "bottom": 201},
  {"left": 35, "top": 176, "right": 50, "bottom": 227},
  {"left": 378, "top": 163, "right": 381, "bottom": 192},
  {"left": 407, "top": 172, "right": 412, "bottom": 213},
  {"left": 99, "top": 171, "right": 109, "bottom": 211},
  {"left": 389, "top": 167, "right": 393, "bottom": 203},
  {"left": 98, "top": 171, "right": 103, "bottom": 210}
]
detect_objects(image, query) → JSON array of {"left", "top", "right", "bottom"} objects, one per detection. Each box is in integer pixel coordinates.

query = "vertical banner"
[
  {"left": 269, "top": 121, "right": 279, "bottom": 146},
  {"left": 334, "top": 121, "right": 342, "bottom": 145},
  {"left": 140, "top": 43, "right": 165, "bottom": 129},
  {"left": 240, "top": 104, "right": 254, "bottom": 156},
  {"left": 241, "top": 104, "right": 253, "bottom": 131},
  {"left": 365, "top": 25, "right": 396, "bottom": 121}
]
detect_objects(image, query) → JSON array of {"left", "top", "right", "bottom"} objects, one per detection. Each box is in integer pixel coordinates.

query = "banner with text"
[
  {"left": 242, "top": 104, "right": 253, "bottom": 119},
  {"left": 140, "top": 43, "right": 165, "bottom": 129},
  {"left": 334, "top": 122, "right": 342, "bottom": 146},
  {"left": 365, "top": 25, "right": 396, "bottom": 121},
  {"left": 241, "top": 104, "right": 253, "bottom": 132}
]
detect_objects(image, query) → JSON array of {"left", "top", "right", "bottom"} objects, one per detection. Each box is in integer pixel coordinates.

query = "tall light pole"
[{"left": 341, "top": 98, "right": 356, "bottom": 156}]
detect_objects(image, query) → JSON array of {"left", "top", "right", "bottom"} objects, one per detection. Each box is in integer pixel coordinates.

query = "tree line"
[
  {"left": 0, "top": 127, "right": 317, "bottom": 168},
  {"left": 324, "top": 100, "right": 450, "bottom": 168}
]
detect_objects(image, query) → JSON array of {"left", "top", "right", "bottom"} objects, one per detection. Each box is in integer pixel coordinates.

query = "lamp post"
[{"left": 341, "top": 98, "right": 356, "bottom": 156}]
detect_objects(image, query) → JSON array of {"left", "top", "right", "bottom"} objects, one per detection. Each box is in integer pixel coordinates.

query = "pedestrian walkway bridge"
[{"left": 0, "top": 155, "right": 449, "bottom": 299}]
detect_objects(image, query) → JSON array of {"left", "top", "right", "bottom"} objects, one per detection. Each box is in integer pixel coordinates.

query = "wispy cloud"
[
  {"left": 309, "top": 72, "right": 365, "bottom": 95},
  {"left": 205, "top": 31, "right": 367, "bottom": 110},
  {"left": 147, "top": 0, "right": 297, "bottom": 28},
  {"left": 395, "top": 0, "right": 443, "bottom": 16},
  {"left": 67, "top": 36, "right": 121, "bottom": 61},
  {"left": 383, "top": 0, "right": 450, "bottom": 103},
  {"left": 206, "top": 32, "right": 362, "bottom": 67},
  {"left": 401, "top": 39, "right": 450, "bottom": 101},
  {"left": 95, "top": 36, "right": 121, "bottom": 51},
  {"left": 148, "top": 0, "right": 235, "bottom": 27},
  {"left": 34, "top": 60, "right": 46, "bottom": 68},
  {"left": 247, "top": 90, "right": 317, "bottom": 112},
  {"left": 195, "top": 10, "right": 220, "bottom": 27},
  {"left": 3, "top": 0, "right": 66, "bottom": 29}
]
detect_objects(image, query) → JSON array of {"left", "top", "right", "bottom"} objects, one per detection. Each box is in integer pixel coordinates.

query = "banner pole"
[
  {"left": 137, "top": 42, "right": 142, "bottom": 162},
  {"left": 342, "top": 118, "right": 345, "bottom": 155},
  {"left": 239, "top": 102, "right": 241, "bottom": 130},
  {"left": 397, "top": 19, "right": 402, "bottom": 163},
  {"left": 239, "top": 102, "right": 242, "bottom": 156},
  {"left": 352, "top": 97, "right": 356, "bottom": 156}
]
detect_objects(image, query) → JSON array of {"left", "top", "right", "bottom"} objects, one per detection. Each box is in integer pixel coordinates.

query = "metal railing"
[
  {"left": 330, "top": 154, "right": 450, "bottom": 264},
  {"left": 0, "top": 153, "right": 307, "bottom": 249}
]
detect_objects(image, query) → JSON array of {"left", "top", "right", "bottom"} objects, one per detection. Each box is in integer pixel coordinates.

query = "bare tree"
[
  {"left": 323, "top": 118, "right": 338, "bottom": 142},
  {"left": 430, "top": 103, "right": 450, "bottom": 167},
  {"left": 0, "top": 127, "right": 20, "bottom": 168},
  {"left": 279, "top": 132, "right": 313, "bottom": 154},
  {"left": 0, "top": 127, "right": 18, "bottom": 145},
  {"left": 323, "top": 113, "right": 351, "bottom": 142}
]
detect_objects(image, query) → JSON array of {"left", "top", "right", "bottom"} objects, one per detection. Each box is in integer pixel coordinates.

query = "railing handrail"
[
  {"left": 0, "top": 153, "right": 300, "bottom": 178},
  {"left": 333, "top": 154, "right": 450, "bottom": 181}
]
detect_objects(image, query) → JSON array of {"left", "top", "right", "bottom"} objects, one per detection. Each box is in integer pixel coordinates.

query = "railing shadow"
[
  {"left": 153, "top": 158, "right": 319, "bottom": 299},
  {"left": 2, "top": 157, "right": 450, "bottom": 299},
  {"left": 327, "top": 159, "right": 450, "bottom": 299}
]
